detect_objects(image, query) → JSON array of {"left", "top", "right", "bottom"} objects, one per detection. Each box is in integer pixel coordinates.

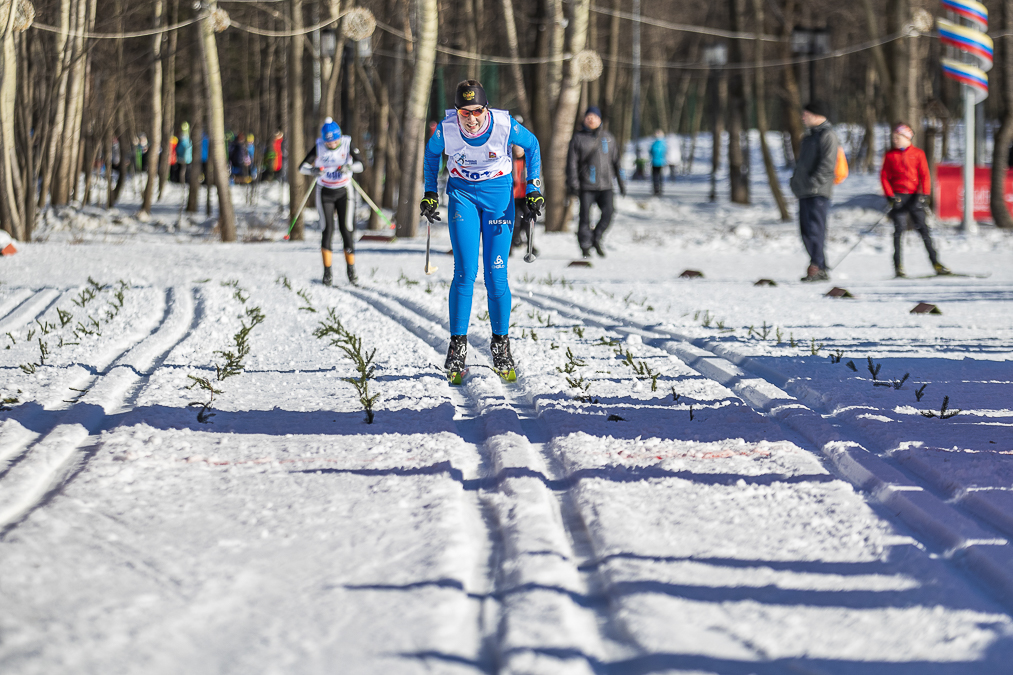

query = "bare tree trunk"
[
  {"left": 16, "top": 29, "right": 34, "bottom": 238},
  {"left": 753, "top": 0, "right": 788, "bottom": 219},
  {"left": 532, "top": 0, "right": 553, "bottom": 145},
  {"left": 544, "top": 0, "right": 589, "bottom": 232},
  {"left": 200, "top": 1, "right": 236, "bottom": 240},
  {"left": 651, "top": 62, "right": 668, "bottom": 134},
  {"left": 779, "top": 0, "right": 803, "bottom": 159},
  {"left": 548, "top": 0, "right": 564, "bottom": 103},
  {"left": 140, "top": 0, "right": 164, "bottom": 216},
  {"left": 394, "top": 0, "right": 437, "bottom": 238},
  {"left": 54, "top": 0, "right": 89, "bottom": 206},
  {"left": 0, "top": 0, "right": 24, "bottom": 239},
  {"left": 501, "top": 0, "right": 530, "bottom": 121},
  {"left": 366, "top": 64, "right": 389, "bottom": 230},
  {"left": 727, "top": 0, "right": 749, "bottom": 204},
  {"left": 601, "top": 0, "right": 620, "bottom": 127},
  {"left": 462, "top": 0, "right": 479, "bottom": 80},
  {"left": 710, "top": 72, "right": 727, "bottom": 203},
  {"left": 39, "top": 0, "right": 72, "bottom": 209},
  {"left": 158, "top": 0, "right": 179, "bottom": 198},
  {"left": 288, "top": 0, "right": 307, "bottom": 240},
  {"left": 885, "top": 0, "right": 908, "bottom": 125},
  {"left": 323, "top": 0, "right": 345, "bottom": 120},
  {"left": 187, "top": 39, "right": 204, "bottom": 214},
  {"left": 992, "top": 0, "right": 1013, "bottom": 228},
  {"left": 861, "top": 63, "right": 878, "bottom": 172}
]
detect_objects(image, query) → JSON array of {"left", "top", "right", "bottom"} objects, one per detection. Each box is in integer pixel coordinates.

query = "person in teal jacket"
[
  {"left": 176, "top": 122, "right": 193, "bottom": 184},
  {"left": 650, "top": 130, "right": 667, "bottom": 196}
]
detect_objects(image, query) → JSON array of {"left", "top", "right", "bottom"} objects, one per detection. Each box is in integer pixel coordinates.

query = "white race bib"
[
  {"left": 314, "top": 137, "right": 352, "bottom": 189},
  {"left": 442, "top": 109, "right": 513, "bottom": 183}
]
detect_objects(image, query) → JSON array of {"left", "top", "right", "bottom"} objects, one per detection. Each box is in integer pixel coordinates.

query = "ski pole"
[
  {"left": 828, "top": 208, "right": 892, "bottom": 271},
  {"left": 424, "top": 216, "right": 438, "bottom": 275},
  {"left": 283, "top": 175, "right": 318, "bottom": 240},
  {"left": 523, "top": 208, "right": 537, "bottom": 263},
  {"left": 351, "top": 178, "right": 395, "bottom": 231}
]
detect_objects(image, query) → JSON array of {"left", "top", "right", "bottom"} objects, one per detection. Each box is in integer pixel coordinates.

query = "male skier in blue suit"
[{"left": 420, "top": 80, "right": 543, "bottom": 383}]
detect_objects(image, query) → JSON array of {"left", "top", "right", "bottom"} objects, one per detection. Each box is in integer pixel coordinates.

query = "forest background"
[{"left": 2, "top": 0, "right": 1013, "bottom": 247}]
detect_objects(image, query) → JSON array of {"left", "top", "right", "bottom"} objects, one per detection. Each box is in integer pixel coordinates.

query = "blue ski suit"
[{"left": 424, "top": 111, "right": 541, "bottom": 336}]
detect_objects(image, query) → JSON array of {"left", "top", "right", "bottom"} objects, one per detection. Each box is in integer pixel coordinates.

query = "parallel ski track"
[
  {"left": 345, "top": 285, "right": 621, "bottom": 675},
  {"left": 0, "top": 286, "right": 198, "bottom": 537},
  {"left": 523, "top": 288, "right": 1013, "bottom": 613},
  {"left": 0, "top": 288, "right": 65, "bottom": 338},
  {"left": 0, "top": 288, "right": 36, "bottom": 325}
]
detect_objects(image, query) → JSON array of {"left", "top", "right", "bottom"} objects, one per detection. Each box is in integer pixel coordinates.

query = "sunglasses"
[{"left": 457, "top": 106, "right": 487, "bottom": 118}]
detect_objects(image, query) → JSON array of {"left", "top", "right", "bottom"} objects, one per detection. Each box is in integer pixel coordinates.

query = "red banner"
[{"left": 934, "top": 163, "right": 1013, "bottom": 221}]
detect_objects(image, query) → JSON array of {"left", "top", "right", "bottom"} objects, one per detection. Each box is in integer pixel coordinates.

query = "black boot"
[
  {"left": 490, "top": 334, "right": 516, "bottom": 382},
  {"left": 322, "top": 266, "right": 333, "bottom": 286},
  {"left": 346, "top": 264, "right": 358, "bottom": 286},
  {"left": 445, "top": 334, "right": 468, "bottom": 384}
]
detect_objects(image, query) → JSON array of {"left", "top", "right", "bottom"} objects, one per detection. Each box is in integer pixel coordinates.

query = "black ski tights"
[{"left": 317, "top": 185, "right": 355, "bottom": 253}]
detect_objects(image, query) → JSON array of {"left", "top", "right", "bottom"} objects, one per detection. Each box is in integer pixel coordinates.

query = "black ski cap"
[
  {"left": 804, "top": 100, "right": 830, "bottom": 118},
  {"left": 456, "top": 83, "right": 488, "bottom": 109}
]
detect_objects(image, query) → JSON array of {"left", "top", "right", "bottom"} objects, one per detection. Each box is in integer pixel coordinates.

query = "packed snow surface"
[{"left": 2, "top": 160, "right": 1013, "bottom": 674}]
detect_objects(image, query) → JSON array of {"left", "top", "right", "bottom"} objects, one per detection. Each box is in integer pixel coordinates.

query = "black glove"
[
  {"left": 566, "top": 184, "right": 579, "bottom": 197},
  {"left": 526, "top": 191, "right": 544, "bottom": 219},
  {"left": 420, "top": 191, "right": 441, "bottom": 222},
  {"left": 617, "top": 180, "right": 627, "bottom": 197},
  {"left": 916, "top": 194, "right": 928, "bottom": 207}
]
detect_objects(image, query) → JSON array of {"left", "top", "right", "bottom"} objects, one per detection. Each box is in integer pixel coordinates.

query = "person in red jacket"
[{"left": 880, "top": 123, "right": 949, "bottom": 277}]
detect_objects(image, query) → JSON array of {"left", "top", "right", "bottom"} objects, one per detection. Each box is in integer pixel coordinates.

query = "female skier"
[
  {"left": 299, "top": 117, "right": 364, "bottom": 286},
  {"left": 420, "top": 80, "right": 543, "bottom": 383}
]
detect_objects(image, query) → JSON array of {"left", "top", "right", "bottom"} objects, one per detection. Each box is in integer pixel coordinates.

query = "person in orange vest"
[{"left": 881, "top": 123, "right": 949, "bottom": 277}]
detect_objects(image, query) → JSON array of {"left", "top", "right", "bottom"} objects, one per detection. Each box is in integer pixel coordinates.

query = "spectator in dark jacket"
[
  {"left": 790, "top": 101, "right": 839, "bottom": 282},
  {"left": 881, "top": 123, "right": 949, "bottom": 277},
  {"left": 566, "top": 106, "right": 626, "bottom": 258}
]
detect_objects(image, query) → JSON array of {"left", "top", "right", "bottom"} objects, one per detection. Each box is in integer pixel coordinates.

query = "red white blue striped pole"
[{"left": 938, "top": 0, "right": 991, "bottom": 233}]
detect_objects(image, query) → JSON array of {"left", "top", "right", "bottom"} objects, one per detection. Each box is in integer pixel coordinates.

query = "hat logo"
[{"left": 463, "top": 90, "right": 475, "bottom": 101}]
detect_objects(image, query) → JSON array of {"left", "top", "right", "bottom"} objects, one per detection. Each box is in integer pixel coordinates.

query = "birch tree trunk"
[
  {"left": 367, "top": 64, "right": 389, "bottom": 231},
  {"left": 991, "top": 0, "right": 1013, "bottom": 228},
  {"left": 39, "top": 0, "right": 72, "bottom": 209},
  {"left": 140, "top": 0, "right": 164, "bottom": 216},
  {"left": 753, "top": 0, "right": 789, "bottom": 220},
  {"left": 0, "top": 0, "right": 24, "bottom": 239},
  {"left": 544, "top": 0, "right": 589, "bottom": 232},
  {"left": 501, "top": 0, "right": 530, "bottom": 121},
  {"left": 394, "top": 0, "right": 437, "bottom": 238},
  {"left": 54, "top": 0, "right": 88, "bottom": 206},
  {"left": 200, "top": 0, "right": 236, "bottom": 241},
  {"left": 288, "top": 0, "right": 306, "bottom": 240}
]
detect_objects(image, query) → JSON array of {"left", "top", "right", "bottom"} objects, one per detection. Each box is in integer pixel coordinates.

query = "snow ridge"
[{"left": 524, "top": 290, "right": 1013, "bottom": 611}]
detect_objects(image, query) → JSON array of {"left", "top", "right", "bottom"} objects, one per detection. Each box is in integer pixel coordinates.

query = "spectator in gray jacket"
[
  {"left": 566, "top": 106, "right": 626, "bottom": 258},
  {"left": 790, "top": 101, "right": 839, "bottom": 282}
]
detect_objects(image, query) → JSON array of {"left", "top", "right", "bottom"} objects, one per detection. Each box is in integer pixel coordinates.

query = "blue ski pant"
[{"left": 447, "top": 176, "right": 514, "bottom": 336}]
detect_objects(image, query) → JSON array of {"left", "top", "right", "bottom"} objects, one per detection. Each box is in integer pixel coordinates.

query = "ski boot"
[
  {"left": 934, "top": 263, "right": 952, "bottom": 276},
  {"left": 445, "top": 335, "right": 468, "bottom": 385},
  {"left": 346, "top": 264, "right": 359, "bottom": 286},
  {"left": 490, "top": 334, "right": 517, "bottom": 382},
  {"left": 322, "top": 266, "right": 333, "bottom": 287},
  {"left": 593, "top": 241, "right": 606, "bottom": 258},
  {"left": 894, "top": 265, "right": 906, "bottom": 279}
]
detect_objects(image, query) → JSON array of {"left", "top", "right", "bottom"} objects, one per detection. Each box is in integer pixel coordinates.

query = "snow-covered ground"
[{"left": 2, "top": 152, "right": 1013, "bottom": 674}]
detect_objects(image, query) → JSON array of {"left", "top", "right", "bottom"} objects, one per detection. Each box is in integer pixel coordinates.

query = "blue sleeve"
[
  {"left": 509, "top": 121, "right": 541, "bottom": 193},
  {"left": 423, "top": 125, "right": 446, "bottom": 194}
]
